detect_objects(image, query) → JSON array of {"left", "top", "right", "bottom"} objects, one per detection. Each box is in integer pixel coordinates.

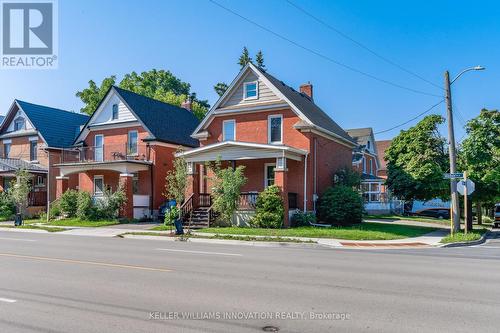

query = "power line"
[
  {"left": 208, "top": 0, "right": 442, "bottom": 98},
  {"left": 285, "top": 0, "right": 443, "bottom": 91},
  {"left": 374, "top": 99, "right": 445, "bottom": 134}
]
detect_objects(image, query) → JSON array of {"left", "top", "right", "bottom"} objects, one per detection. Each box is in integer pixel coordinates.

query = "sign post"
[{"left": 464, "top": 172, "right": 468, "bottom": 234}]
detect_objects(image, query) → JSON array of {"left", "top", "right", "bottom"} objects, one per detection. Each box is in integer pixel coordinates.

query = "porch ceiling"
[
  {"left": 55, "top": 160, "right": 151, "bottom": 176},
  {"left": 178, "top": 141, "right": 307, "bottom": 163}
]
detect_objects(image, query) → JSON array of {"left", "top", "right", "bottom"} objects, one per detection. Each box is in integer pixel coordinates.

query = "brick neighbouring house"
[
  {"left": 375, "top": 139, "right": 392, "bottom": 179},
  {"left": 177, "top": 63, "right": 357, "bottom": 227},
  {"left": 54, "top": 86, "right": 199, "bottom": 219},
  {"left": 0, "top": 100, "right": 89, "bottom": 216}
]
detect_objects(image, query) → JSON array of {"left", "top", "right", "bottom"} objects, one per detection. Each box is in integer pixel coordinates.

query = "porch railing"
[
  {"left": 60, "top": 143, "right": 149, "bottom": 164},
  {"left": 238, "top": 192, "right": 258, "bottom": 210},
  {"left": 180, "top": 193, "right": 194, "bottom": 219},
  {"left": 28, "top": 191, "right": 47, "bottom": 206},
  {"left": 199, "top": 193, "right": 212, "bottom": 207}
]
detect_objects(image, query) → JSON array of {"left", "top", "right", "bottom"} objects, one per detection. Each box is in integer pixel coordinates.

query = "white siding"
[
  {"left": 6, "top": 108, "right": 34, "bottom": 132},
  {"left": 91, "top": 93, "right": 137, "bottom": 125},
  {"left": 220, "top": 71, "right": 281, "bottom": 109}
]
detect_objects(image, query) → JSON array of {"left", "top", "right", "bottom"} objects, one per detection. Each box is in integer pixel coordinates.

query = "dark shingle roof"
[
  {"left": 256, "top": 67, "right": 355, "bottom": 144},
  {"left": 361, "top": 173, "right": 385, "bottom": 181},
  {"left": 113, "top": 87, "right": 199, "bottom": 147},
  {"left": 15, "top": 100, "right": 89, "bottom": 148},
  {"left": 0, "top": 158, "right": 47, "bottom": 173}
]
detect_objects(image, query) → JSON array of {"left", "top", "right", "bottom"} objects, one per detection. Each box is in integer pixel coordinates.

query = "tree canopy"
[
  {"left": 76, "top": 69, "right": 210, "bottom": 120},
  {"left": 385, "top": 115, "right": 449, "bottom": 201},
  {"left": 459, "top": 109, "right": 500, "bottom": 205}
]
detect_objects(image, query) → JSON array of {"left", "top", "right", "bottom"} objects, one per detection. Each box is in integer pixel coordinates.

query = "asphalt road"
[{"left": 0, "top": 231, "right": 499, "bottom": 333}]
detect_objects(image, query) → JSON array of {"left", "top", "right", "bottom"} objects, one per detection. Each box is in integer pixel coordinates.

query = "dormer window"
[
  {"left": 14, "top": 117, "right": 25, "bottom": 131},
  {"left": 112, "top": 104, "right": 119, "bottom": 120},
  {"left": 243, "top": 81, "right": 258, "bottom": 100}
]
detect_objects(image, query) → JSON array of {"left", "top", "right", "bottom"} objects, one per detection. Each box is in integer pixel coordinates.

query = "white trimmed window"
[
  {"left": 14, "top": 117, "right": 25, "bottom": 131},
  {"left": 127, "top": 130, "right": 138, "bottom": 155},
  {"left": 361, "top": 182, "right": 383, "bottom": 202},
  {"left": 222, "top": 120, "right": 235, "bottom": 141},
  {"left": 264, "top": 163, "right": 276, "bottom": 188},
  {"left": 369, "top": 159, "right": 373, "bottom": 175},
  {"left": 112, "top": 104, "right": 119, "bottom": 120},
  {"left": 268, "top": 115, "right": 283, "bottom": 144},
  {"left": 243, "top": 81, "right": 258, "bottom": 100},
  {"left": 362, "top": 157, "right": 366, "bottom": 174},
  {"left": 93, "top": 176, "right": 104, "bottom": 196}
]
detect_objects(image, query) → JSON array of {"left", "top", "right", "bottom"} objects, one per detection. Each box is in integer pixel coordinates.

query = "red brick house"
[
  {"left": 375, "top": 139, "right": 392, "bottom": 179},
  {"left": 178, "top": 63, "right": 356, "bottom": 227},
  {"left": 0, "top": 100, "right": 89, "bottom": 216},
  {"left": 55, "top": 87, "right": 199, "bottom": 219}
]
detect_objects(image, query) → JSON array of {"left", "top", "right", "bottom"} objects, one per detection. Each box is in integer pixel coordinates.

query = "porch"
[
  {"left": 55, "top": 144, "right": 153, "bottom": 219},
  {"left": 177, "top": 141, "right": 308, "bottom": 227}
]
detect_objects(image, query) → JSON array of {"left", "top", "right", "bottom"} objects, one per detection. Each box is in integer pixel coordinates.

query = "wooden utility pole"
[{"left": 444, "top": 71, "right": 461, "bottom": 234}]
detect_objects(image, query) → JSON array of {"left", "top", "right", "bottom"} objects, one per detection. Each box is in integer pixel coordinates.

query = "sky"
[{"left": 1, "top": 0, "right": 499, "bottom": 141}]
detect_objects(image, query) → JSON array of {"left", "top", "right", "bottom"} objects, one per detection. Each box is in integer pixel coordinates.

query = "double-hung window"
[
  {"left": 222, "top": 120, "right": 235, "bottom": 141},
  {"left": 30, "top": 140, "right": 37, "bottom": 161},
  {"left": 3, "top": 143, "right": 11, "bottom": 158},
  {"left": 112, "top": 104, "right": 119, "bottom": 120},
  {"left": 243, "top": 81, "right": 258, "bottom": 100},
  {"left": 127, "top": 130, "right": 138, "bottom": 155},
  {"left": 14, "top": 118, "right": 24, "bottom": 131},
  {"left": 94, "top": 176, "right": 104, "bottom": 196},
  {"left": 94, "top": 135, "right": 104, "bottom": 162},
  {"left": 268, "top": 115, "right": 282, "bottom": 144}
]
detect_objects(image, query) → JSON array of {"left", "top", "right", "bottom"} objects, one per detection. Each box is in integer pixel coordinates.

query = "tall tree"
[
  {"left": 76, "top": 76, "right": 116, "bottom": 116},
  {"left": 255, "top": 50, "right": 265, "bottom": 69},
  {"left": 213, "top": 82, "right": 229, "bottom": 97},
  {"left": 385, "top": 115, "right": 449, "bottom": 201},
  {"left": 460, "top": 109, "right": 500, "bottom": 222},
  {"left": 10, "top": 169, "right": 31, "bottom": 218},
  {"left": 76, "top": 70, "right": 210, "bottom": 120},
  {"left": 238, "top": 46, "right": 252, "bottom": 69}
]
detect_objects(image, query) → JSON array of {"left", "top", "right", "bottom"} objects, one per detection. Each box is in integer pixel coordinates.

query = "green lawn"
[
  {"left": 198, "top": 222, "right": 438, "bottom": 240},
  {"left": 440, "top": 229, "right": 487, "bottom": 244},
  {"left": 364, "top": 214, "right": 450, "bottom": 225},
  {"left": 0, "top": 224, "right": 65, "bottom": 232},
  {"left": 45, "top": 218, "right": 122, "bottom": 227},
  {"left": 151, "top": 224, "right": 174, "bottom": 231}
]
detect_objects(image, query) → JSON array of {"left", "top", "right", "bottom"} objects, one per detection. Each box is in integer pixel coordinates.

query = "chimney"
[
  {"left": 181, "top": 99, "right": 192, "bottom": 111},
  {"left": 299, "top": 82, "right": 313, "bottom": 100}
]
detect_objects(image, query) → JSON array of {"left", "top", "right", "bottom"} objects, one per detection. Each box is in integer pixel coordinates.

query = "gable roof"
[
  {"left": 1, "top": 100, "right": 89, "bottom": 148},
  {"left": 346, "top": 128, "right": 373, "bottom": 142},
  {"left": 77, "top": 86, "right": 200, "bottom": 148},
  {"left": 375, "top": 140, "right": 392, "bottom": 171},
  {"left": 193, "top": 63, "right": 356, "bottom": 147}
]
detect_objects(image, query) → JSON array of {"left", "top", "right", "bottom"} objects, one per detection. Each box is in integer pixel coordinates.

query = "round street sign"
[{"left": 457, "top": 179, "right": 475, "bottom": 195}]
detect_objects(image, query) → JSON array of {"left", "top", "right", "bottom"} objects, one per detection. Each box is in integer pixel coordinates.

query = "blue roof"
[
  {"left": 15, "top": 100, "right": 89, "bottom": 148},
  {"left": 113, "top": 87, "right": 199, "bottom": 147}
]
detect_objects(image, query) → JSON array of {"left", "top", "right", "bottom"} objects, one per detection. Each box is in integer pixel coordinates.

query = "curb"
[{"left": 439, "top": 231, "right": 490, "bottom": 248}]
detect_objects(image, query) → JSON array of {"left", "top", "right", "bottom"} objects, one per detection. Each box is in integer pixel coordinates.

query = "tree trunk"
[{"left": 477, "top": 202, "right": 482, "bottom": 225}]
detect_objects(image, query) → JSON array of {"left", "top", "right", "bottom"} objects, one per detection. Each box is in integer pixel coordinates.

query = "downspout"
[
  {"left": 148, "top": 143, "right": 153, "bottom": 219},
  {"left": 313, "top": 137, "right": 318, "bottom": 212},
  {"left": 46, "top": 149, "right": 50, "bottom": 223},
  {"left": 303, "top": 152, "right": 308, "bottom": 213}
]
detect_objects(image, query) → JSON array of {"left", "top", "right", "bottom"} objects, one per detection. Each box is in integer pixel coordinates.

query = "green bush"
[
  {"left": 76, "top": 191, "right": 93, "bottom": 220},
  {"left": 49, "top": 201, "right": 61, "bottom": 219},
  {"left": 482, "top": 216, "right": 493, "bottom": 224},
  {"left": 318, "top": 186, "right": 363, "bottom": 226},
  {"left": 0, "top": 191, "right": 15, "bottom": 217},
  {"left": 291, "top": 211, "right": 316, "bottom": 227},
  {"left": 251, "top": 185, "right": 284, "bottom": 229},
  {"left": 164, "top": 206, "right": 179, "bottom": 226},
  {"left": 59, "top": 189, "right": 79, "bottom": 217},
  {"left": 93, "top": 185, "right": 127, "bottom": 219}
]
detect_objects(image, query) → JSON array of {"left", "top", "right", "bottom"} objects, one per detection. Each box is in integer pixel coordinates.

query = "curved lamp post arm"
[{"left": 451, "top": 66, "right": 485, "bottom": 85}]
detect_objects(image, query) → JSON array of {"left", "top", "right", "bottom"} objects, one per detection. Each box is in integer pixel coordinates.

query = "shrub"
[
  {"left": 0, "top": 191, "right": 15, "bottom": 217},
  {"left": 93, "top": 185, "right": 127, "bottom": 219},
  {"left": 482, "top": 216, "right": 493, "bottom": 224},
  {"left": 291, "top": 211, "right": 316, "bottom": 227},
  {"left": 251, "top": 185, "right": 284, "bottom": 228},
  {"left": 49, "top": 201, "right": 61, "bottom": 219},
  {"left": 333, "top": 167, "right": 361, "bottom": 188},
  {"left": 318, "top": 186, "right": 363, "bottom": 226},
  {"left": 164, "top": 206, "right": 179, "bottom": 226},
  {"left": 76, "top": 191, "right": 93, "bottom": 220},
  {"left": 59, "top": 189, "right": 79, "bottom": 217}
]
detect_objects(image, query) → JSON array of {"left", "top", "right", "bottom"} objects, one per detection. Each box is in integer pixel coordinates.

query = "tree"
[
  {"left": 460, "top": 109, "right": 500, "bottom": 222},
  {"left": 76, "top": 76, "right": 116, "bottom": 115},
  {"left": 251, "top": 185, "right": 284, "bottom": 228},
  {"left": 385, "top": 115, "right": 448, "bottom": 201},
  {"left": 76, "top": 69, "right": 210, "bottom": 120},
  {"left": 255, "top": 50, "right": 265, "bottom": 69},
  {"left": 214, "top": 82, "right": 229, "bottom": 97},
  {"left": 207, "top": 160, "right": 247, "bottom": 223},
  {"left": 238, "top": 46, "right": 252, "bottom": 68},
  {"left": 164, "top": 150, "right": 188, "bottom": 205},
  {"left": 333, "top": 167, "right": 361, "bottom": 188},
  {"left": 9, "top": 169, "right": 31, "bottom": 218}
]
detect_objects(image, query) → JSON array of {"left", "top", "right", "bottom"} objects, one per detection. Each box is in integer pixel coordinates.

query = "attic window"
[
  {"left": 112, "top": 104, "right": 119, "bottom": 120},
  {"left": 367, "top": 141, "right": 371, "bottom": 149},
  {"left": 243, "top": 81, "right": 258, "bottom": 100},
  {"left": 14, "top": 117, "right": 25, "bottom": 131}
]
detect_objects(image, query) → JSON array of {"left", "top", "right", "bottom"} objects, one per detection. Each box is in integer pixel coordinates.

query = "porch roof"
[
  {"left": 55, "top": 160, "right": 151, "bottom": 177},
  {"left": 177, "top": 141, "right": 308, "bottom": 163},
  {"left": 0, "top": 158, "right": 48, "bottom": 174}
]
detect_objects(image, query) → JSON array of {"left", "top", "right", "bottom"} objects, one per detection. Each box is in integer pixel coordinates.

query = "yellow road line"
[{"left": 0, "top": 253, "right": 171, "bottom": 272}]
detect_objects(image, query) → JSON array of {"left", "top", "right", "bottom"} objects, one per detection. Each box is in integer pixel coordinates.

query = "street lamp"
[{"left": 444, "top": 65, "right": 485, "bottom": 234}]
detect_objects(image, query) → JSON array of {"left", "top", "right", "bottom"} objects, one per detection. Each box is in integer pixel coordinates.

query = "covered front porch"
[
  {"left": 55, "top": 160, "right": 153, "bottom": 219},
  {"left": 178, "top": 141, "right": 308, "bottom": 227}
]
